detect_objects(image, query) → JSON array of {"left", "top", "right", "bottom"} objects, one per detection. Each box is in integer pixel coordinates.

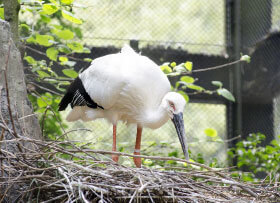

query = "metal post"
[
  {"left": 225, "top": 0, "right": 242, "bottom": 165},
  {"left": 233, "top": 0, "right": 242, "bottom": 139}
]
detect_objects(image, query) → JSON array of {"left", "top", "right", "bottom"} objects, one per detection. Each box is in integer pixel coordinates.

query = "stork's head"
[
  {"left": 162, "top": 92, "right": 189, "bottom": 160},
  {"left": 163, "top": 92, "right": 186, "bottom": 118}
]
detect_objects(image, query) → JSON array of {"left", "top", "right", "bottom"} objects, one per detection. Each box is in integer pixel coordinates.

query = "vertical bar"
[
  {"left": 233, "top": 0, "right": 242, "bottom": 139},
  {"left": 226, "top": 0, "right": 242, "bottom": 165}
]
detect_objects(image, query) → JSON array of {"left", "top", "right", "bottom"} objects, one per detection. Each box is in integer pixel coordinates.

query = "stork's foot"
[
  {"left": 112, "top": 154, "right": 119, "bottom": 163},
  {"left": 133, "top": 150, "right": 141, "bottom": 168}
]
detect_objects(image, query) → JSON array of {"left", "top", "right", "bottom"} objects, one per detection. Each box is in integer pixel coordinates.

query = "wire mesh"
[
  {"left": 62, "top": 103, "right": 227, "bottom": 165},
  {"left": 20, "top": 0, "right": 280, "bottom": 164},
  {"left": 241, "top": 0, "right": 280, "bottom": 144},
  {"left": 73, "top": 0, "right": 225, "bottom": 55},
  {"left": 272, "top": 0, "right": 280, "bottom": 30},
  {"left": 62, "top": 0, "right": 280, "bottom": 164}
]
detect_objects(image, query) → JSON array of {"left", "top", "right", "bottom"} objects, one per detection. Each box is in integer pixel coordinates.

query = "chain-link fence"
[
  {"left": 59, "top": 0, "right": 228, "bottom": 164},
  {"left": 58, "top": 0, "right": 280, "bottom": 165},
  {"left": 73, "top": 0, "right": 225, "bottom": 55},
  {"left": 240, "top": 0, "right": 280, "bottom": 145},
  {"left": 62, "top": 103, "right": 227, "bottom": 165},
  {"left": 21, "top": 0, "right": 280, "bottom": 165}
]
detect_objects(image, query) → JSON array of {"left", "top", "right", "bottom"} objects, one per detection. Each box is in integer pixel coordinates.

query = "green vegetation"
[
  {"left": 29, "top": 93, "right": 67, "bottom": 139},
  {"left": 229, "top": 133, "right": 280, "bottom": 182}
]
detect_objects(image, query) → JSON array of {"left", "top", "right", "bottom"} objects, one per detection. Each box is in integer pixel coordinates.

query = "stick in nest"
[{"left": 0, "top": 135, "right": 279, "bottom": 202}]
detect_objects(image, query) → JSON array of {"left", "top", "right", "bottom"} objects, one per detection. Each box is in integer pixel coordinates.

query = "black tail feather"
[
  {"left": 58, "top": 91, "right": 73, "bottom": 111},
  {"left": 58, "top": 77, "right": 103, "bottom": 111}
]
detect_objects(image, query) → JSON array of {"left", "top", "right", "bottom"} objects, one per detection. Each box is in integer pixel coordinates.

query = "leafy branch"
[{"left": 161, "top": 55, "right": 251, "bottom": 102}]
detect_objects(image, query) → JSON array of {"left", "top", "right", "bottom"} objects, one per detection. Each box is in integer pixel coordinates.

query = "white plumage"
[{"left": 59, "top": 45, "right": 189, "bottom": 167}]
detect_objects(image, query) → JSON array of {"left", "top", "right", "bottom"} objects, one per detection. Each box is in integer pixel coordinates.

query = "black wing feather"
[{"left": 58, "top": 77, "right": 103, "bottom": 111}]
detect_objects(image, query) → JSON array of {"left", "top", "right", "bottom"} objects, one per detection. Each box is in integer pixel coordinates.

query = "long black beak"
[{"left": 171, "top": 112, "right": 189, "bottom": 160}]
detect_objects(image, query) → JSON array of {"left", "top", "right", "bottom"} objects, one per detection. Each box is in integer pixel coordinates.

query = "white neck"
[{"left": 141, "top": 104, "right": 169, "bottom": 129}]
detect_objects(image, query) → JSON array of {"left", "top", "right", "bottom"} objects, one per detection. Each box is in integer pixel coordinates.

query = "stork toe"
[
  {"left": 133, "top": 150, "right": 142, "bottom": 168},
  {"left": 112, "top": 154, "right": 119, "bottom": 163}
]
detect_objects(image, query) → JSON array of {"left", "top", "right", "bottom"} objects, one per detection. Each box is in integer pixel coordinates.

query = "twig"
[
  {"left": 56, "top": 157, "right": 113, "bottom": 179},
  {"left": 183, "top": 59, "right": 244, "bottom": 75},
  {"left": 0, "top": 134, "right": 278, "bottom": 202},
  {"left": 64, "top": 148, "right": 257, "bottom": 197},
  {"left": 41, "top": 106, "right": 50, "bottom": 137},
  {"left": 25, "top": 45, "right": 88, "bottom": 62},
  {"left": 41, "top": 193, "right": 68, "bottom": 203},
  {"left": 27, "top": 82, "right": 63, "bottom": 96},
  {"left": 33, "top": 89, "right": 66, "bottom": 135}
]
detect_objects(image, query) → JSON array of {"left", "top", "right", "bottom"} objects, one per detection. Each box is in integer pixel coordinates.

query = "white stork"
[{"left": 58, "top": 45, "right": 189, "bottom": 167}]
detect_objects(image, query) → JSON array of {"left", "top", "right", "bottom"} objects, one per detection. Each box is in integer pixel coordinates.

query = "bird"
[{"left": 58, "top": 45, "right": 189, "bottom": 167}]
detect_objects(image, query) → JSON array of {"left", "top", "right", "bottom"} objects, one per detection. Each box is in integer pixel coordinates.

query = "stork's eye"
[{"left": 169, "top": 101, "right": 175, "bottom": 111}]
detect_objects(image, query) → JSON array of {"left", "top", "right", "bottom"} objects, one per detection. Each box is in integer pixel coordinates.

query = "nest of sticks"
[{"left": 0, "top": 135, "right": 279, "bottom": 203}]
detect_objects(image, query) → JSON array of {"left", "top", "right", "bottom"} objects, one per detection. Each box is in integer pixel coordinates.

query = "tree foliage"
[
  {"left": 0, "top": 0, "right": 90, "bottom": 138},
  {"left": 228, "top": 133, "right": 280, "bottom": 182}
]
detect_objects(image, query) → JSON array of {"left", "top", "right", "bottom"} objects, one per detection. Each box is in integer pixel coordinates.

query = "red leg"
[
  {"left": 133, "top": 125, "right": 142, "bottom": 168},
  {"left": 112, "top": 124, "right": 119, "bottom": 163}
]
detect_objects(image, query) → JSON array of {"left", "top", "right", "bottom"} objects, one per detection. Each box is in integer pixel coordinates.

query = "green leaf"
[
  {"left": 26, "top": 36, "right": 37, "bottom": 44},
  {"left": 42, "top": 4, "right": 59, "bottom": 15},
  {"left": 58, "top": 45, "right": 71, "bottom": 54},
  {"left": 83, "top": 58, "right": 92, "bottom": 62},
  {"left": 186, "top": 84, "right": 205, "bottom": 91},
  {"left": 37, "top": 94, "right": 53, "bottom": 108},
  {"left": 60, "top": 0, "right": 74, "bottom": 5},
  {"left": 240, "top": 55, "right": 251, "bottom": 63},
  {"left": 59, "top": 56, "right": 68, "bottom": 62},
  {"left": 170, "top": 62, "right": 176, "bottom": 68},
  {"left": 52, "top": 29, "right": 74, "bottom": 40},
  {"left": 0, "top": 8, "right": 4, "bottom": 20},
  {"left": 37, "top": 70, "right": 51, "bottom": 78},
  {"left": 178, "top": 91, "right": 189, "bottom": 103},
  {"left": 19, "top": 24, "right": 30, "bottom": 37},
  {"left": 74, "top": 27, "right": 83, "bottom": 39},
  {"left": 62, "top": 69, "right": 78, "bottom": 78},
  {"left": 40, "top": 14, "right": 51, "bottom": 23},
  {"left": 174, "top": 65, "right": 187, "bottom": 73},
  {"left": 59, "top": 56, "right": 69, "bottom": 65},
  {"left": 217, "top": 88, "right": 235, "bottom": 102},
  {"left": 61, "top": 10, "right": 82, "bottom": 24},
  {"left": 181, "top": 76, "right": 195, "bottom": 84},
  {"left": 184, "top": 61, "right": 193, "bottom": 71},
  {"left": 46, "top": 47, "right": 59, "bottom": 61},
  {"left": 83, "top": 47, "right": 91, "bottom": 53},
  {"left": 67, "top": 42, "right": 83, "bottom": 52},
  {"left": 64, "top": 61, "right": 76, "bottom": 67},
  {"left": 211, "top": 81, "right": 223, "bottom": 87},
  {"left": 204, "top": 128, "right": 218, "bottom": 138},
  {"left": 37, "top": 97, "right": 47, "bottom": 108},
  {"left": 24, "top": 56, "right": 36, "bottom": 65},
  {"left": 49, "top": 0, "right": 59, "bottom": 4},
  {"left": 161, "top": 65, "right": 172, "bottom": 74},
  {"left": 35, "top": 34, "right": 54, "bottom": 47}
]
